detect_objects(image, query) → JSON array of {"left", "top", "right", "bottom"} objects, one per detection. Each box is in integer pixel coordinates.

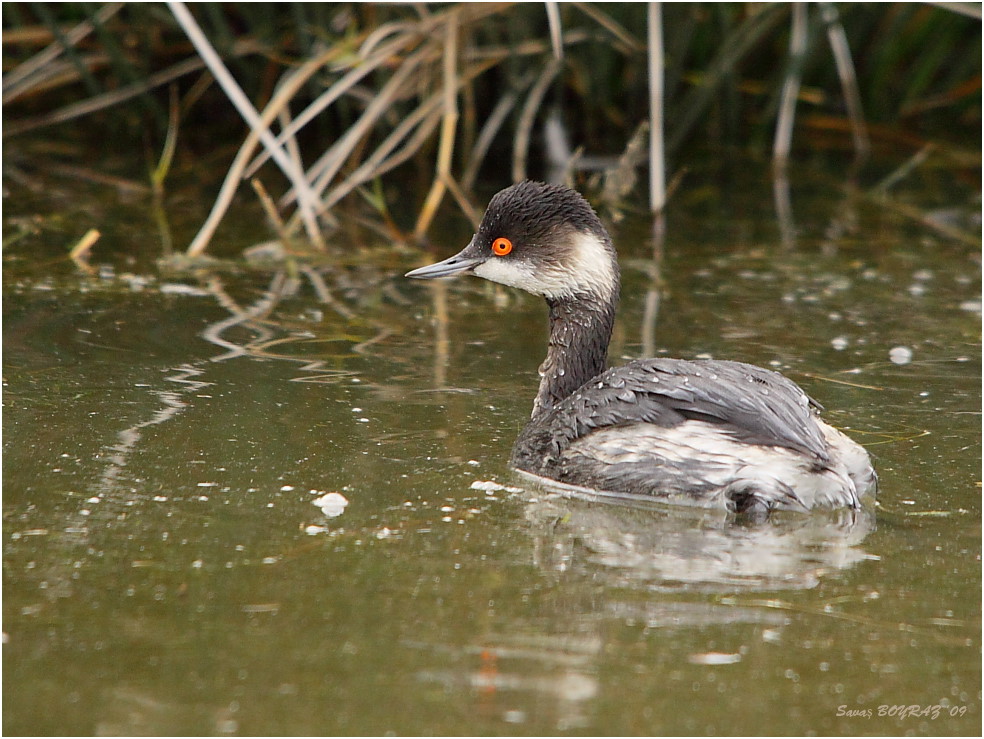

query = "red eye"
[{"left": 492, "top": 237, "right": 513, "bottom": 256}]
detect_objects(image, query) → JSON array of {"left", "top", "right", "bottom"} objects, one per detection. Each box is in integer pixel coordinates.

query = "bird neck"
[{"left": 532, "top": 293, "right": 617, "bottom": 418}]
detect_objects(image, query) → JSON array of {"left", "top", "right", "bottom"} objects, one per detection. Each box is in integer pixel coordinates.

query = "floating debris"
[
  {"left": 312, "top": 492, "right": 349, "bottom": 518},
  {"left": 241, "top": 603, "right": 279, "bottom": 614},
  {"left": 889, "top": 346, "right": 913, "bottom": 365},
  {"left": 688, "top": 651, "right": 742, "bottom": 665},
  {"left": 469, "top": 480, "right": 523, "bottom": 494},
  {"left": 159, "top": 282, "right": 212, "bottom": 296},
  {"left": 470, "top": 480, "right": 504, "bottom": 492},
  {"left": 503, "top": 710, "right": 526, "bottom": 724}
]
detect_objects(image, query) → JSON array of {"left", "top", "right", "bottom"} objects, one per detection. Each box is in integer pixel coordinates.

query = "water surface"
[{"left": 3, "top": 158, "right": 980, "bottom": 735}]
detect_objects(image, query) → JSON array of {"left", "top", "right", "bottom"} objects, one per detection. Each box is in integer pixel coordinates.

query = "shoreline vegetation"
[{"left": 3, "top": 3, "right": 980, "bottom": 258}]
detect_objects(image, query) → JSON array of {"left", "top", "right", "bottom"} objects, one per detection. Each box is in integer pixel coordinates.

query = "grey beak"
[{"left": 405, "top": 248, "right": 485, "bottom": 280}]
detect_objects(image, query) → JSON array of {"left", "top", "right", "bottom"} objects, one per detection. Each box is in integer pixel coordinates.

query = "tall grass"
[{"left": 2, "top": 3, "right": 980, "bottom": 256}]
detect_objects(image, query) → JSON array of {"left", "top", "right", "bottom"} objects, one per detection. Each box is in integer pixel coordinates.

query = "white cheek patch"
[
  {"left": 472, "top": 258, "right": 541, "bottom": 293},
  {"left": 563, "top": 231, "right": 618, "bottom": 301},
  {"left": 472, "top": 231, "right": 618, "bottom": 301}
]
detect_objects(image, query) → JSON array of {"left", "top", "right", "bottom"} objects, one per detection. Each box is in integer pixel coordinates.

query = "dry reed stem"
[
  {"left": 182, "top": 11, "right": 328, "bottom": 249},
  {"left": 819, "top": 2, "right": 870, "bottom": 161},
  {"left": 464, "top": 30, "right": 591, "bottom": 62},
  {"left": 647, "top": 2, "right": 665, "bottom": 213},
  {"left": 513, "top": 58, "right": 562, "bottom": 182},
  {"left": 299, "top": 44, "right": 435, "bottom": 206},
  {"left": 872, "top": 143, "right": 937, "bottom": 193},
  {"left": 772, "top": 169, "right": 795, "bottom": 249},
  {"left": 571, "top": 2, "right": 644, "bottom": 53},
  {"left": 184, "top": 42, "right": 352, "bottom": 255},
  {"left": 443, "top": 175, "right": 480, "bottom": 229},
  {"left": 2, "top": 2, "right": 123, "bottom": 102},
  {"left": 414, "top": 10, "right": 460, "bottom": 240},
  {"left": 277, "top": 108, "right": 304, "bottom": 184},
  {"left": 2, "top": 53, "right": 224, "bottom": 137},
  {"left": 69, "top": 228, "right": 101, "bottom": 261},
  {"left": 927, "top": 2, "right": 984, "bottom": 18},
  {"left": 175, "top": 2, "right": 588, "bottom": 253},
  {"left": 318, "top": 101, "right": 445, "bottom": 213},
  {"left": 545, "top": 2, "right": 563, "bottom": 60},
  {"left": 281, "top": 44, "right": 440, "bottom": 231},
  {"left": 250, "top": 178, "right": 290, "bottom": 245},
  {"left": 243, "top": 30, "right": 423, "bottom": 178},
  {"left": 168, "top": 1, "right": 325, "bottom": 249},
  {"left": 773, "top": 2, "right": 808, "bottom": 167},
  {"left": 314, "top": 56, "right": 496, "bottom": 224},
  {"left": 462, "top": 70, "right": 533, "bottom": 191},
  {"left": 5, "top": 54, "right": 108, "bottom": 103},
  {"left": 279, "top": 3, "right": 511, "bottom": 211}
]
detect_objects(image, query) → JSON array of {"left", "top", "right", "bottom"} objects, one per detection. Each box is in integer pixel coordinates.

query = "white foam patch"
[{"left": 312, "top": 492, "right": 349, "bottom": 518}]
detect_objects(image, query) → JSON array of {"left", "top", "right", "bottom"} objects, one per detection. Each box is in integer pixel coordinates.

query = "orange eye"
[{"left": 492, "top": 237, "right": 513, "bottom": 256}]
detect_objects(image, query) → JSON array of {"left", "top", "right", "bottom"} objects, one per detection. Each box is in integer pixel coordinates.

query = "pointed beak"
[{"left": 405, "top": 243, "right": 485, "bottom": 280}]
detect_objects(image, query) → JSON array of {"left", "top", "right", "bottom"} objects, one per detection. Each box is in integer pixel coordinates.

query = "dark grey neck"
[{"left": 531, "top": 293, "right": 617, "bottom": 418}]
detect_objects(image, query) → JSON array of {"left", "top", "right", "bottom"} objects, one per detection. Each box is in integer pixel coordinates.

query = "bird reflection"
[{"left": 523, "top": 483, "right": 876, "bottom": 593}]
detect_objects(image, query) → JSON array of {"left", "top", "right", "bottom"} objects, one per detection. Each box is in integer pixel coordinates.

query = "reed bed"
[{"left": 2, "top": 2, "right": 980, "bottom": 256}]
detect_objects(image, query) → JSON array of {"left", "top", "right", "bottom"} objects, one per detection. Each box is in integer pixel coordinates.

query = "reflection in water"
[
  {"left": 88, "top": 272, "right": 300, "bottom": 509},
  {"left": 32, "top": 362, "right": 213, "bottom": 606},
  {"left": 50, "top": 263, "right": 388, "bottom": 543},
  {"left": 94, "top": 266, "right": 373, "bottom": 499},
  {"left": 772, "top": 168, "right": 797, "bottom": 250},
  {"left": 97, "top": 364, "right": 210, "bottom": 497},
  {"left": 640, "top": 212, "right": 665, "bottom": 358},
  {"left": 200, "top": 271, "right": 295, "bottom": 362},
  {"left": 405, "top": 480, "right": 875, "bottom": 732},
  {"left": 407, "top": 633, "right": 601, "bottom": 731},
  {"left": 199, "top": 268, "right": 392, "bottom": 373},
  {"left": 524, "top": 490, "right": 876, "bottom": 592},
  {"left": 16, "top": 267, "right": 373, "bottom": 735}
]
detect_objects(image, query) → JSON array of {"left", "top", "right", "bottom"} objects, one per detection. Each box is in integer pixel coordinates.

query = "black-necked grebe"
[{"left": 406, "top": 181, "right": 876, "bottom": 513}]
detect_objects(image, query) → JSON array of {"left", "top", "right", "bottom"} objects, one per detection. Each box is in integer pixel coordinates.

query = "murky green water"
[{"left": 4, "top": 158, "right": 981, "bottom": 735}]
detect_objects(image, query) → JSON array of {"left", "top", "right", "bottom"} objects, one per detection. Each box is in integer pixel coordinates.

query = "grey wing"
[{"left": 541, "top": 358, "right": 830, "bottom": 462}]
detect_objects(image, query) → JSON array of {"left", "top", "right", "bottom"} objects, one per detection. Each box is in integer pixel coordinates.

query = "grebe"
[{"left": 406, "top": 181, "right": 876, "bottom": 514}]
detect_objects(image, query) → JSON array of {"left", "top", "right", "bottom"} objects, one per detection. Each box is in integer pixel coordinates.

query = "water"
[{"left": 3, "top": 159, "right": 980, "bottom": 735}]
